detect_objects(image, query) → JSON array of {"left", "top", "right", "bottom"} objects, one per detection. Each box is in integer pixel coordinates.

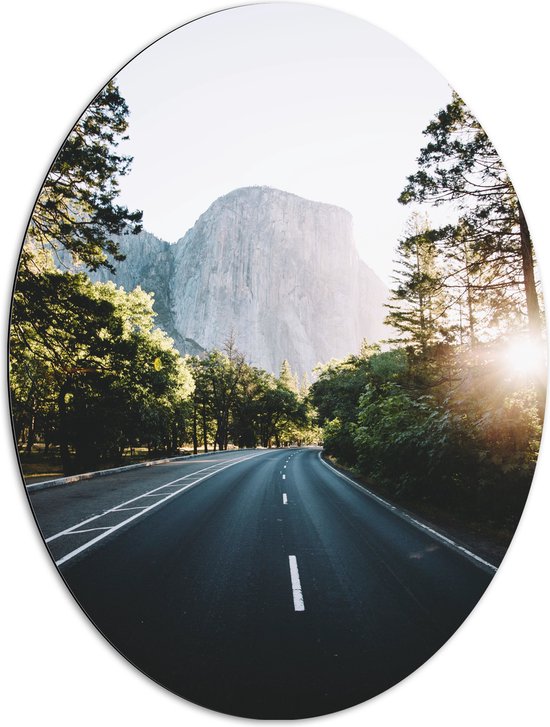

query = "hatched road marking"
[{"left": 50, "top": 451, "right": 272, "bottom": 567}]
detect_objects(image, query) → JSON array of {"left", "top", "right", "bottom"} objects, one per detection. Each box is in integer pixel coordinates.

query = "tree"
[
  {"left": 194, "top": 336, "right": 248, "bottom": 451},
  {"left": 10, "top": 81, "right": 152, "bottom": 473},
  {"left": 309, "top": 352, "right": 372, "bottom": 466},
  {"left": 399, "top": 93, "right": 545, "bottom": 417},
  {"left": 24, "top": 80, "right": 142, "bottom": 272},
  {"left": 399, "top": 92, "right": 542, "bottom": 343},
  {"left": 10, "top": 267, "right": 192, "bottom": 473},
  {"left": 385, "top": 212, "right": 448, "bottom": 362},
  {"left": 279, "top": 360, "right": 299, "bottom": 393}
]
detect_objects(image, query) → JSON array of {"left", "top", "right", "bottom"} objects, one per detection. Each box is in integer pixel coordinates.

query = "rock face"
[{"left": 91, "top": 187, "right": 389, "bottom": 376}]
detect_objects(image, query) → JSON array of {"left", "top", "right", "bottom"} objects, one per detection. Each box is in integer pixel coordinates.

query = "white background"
[{"left": 2, "top": 1, "right": 548, "bottom": 725}]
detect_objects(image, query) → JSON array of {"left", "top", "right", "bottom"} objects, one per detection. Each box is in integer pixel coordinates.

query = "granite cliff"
[{"left": 90, "top": 186, "right": 389, "bottom": 376}]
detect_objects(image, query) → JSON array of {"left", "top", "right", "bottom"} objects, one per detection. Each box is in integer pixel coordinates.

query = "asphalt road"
[{"left": 30, "top": 447, "right": 494, "bottom": 719}]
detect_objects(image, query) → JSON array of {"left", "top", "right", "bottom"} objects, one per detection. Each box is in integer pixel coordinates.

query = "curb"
[{"left": 25, "top": 449, "right": 258, "bottom": 493}]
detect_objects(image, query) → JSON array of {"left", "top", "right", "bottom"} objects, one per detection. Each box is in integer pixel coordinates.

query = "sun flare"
[{"left": 500, "top": 336, "right": 545, "bottom": 377}]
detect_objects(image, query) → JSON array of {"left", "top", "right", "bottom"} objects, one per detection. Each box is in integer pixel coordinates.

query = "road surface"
[{"left": 28, "top": 447, "right": 494, "bottom": 719}]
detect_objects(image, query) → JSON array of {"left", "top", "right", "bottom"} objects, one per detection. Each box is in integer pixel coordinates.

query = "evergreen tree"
[
  {"left": 399, "top": 92, "right": 542, "bottom": 343},
  {"left": 25, "top": 79, "right": 142, "bottom": 272},
  {"left": 279, "top": 359, "right": 299, "bottom": 393},
  {"left": 385, "top": 213, "right": 448, "bottom": 360}
]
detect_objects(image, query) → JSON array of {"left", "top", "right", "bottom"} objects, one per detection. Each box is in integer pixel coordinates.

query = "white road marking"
[
  {"left": 113, "top": 506, "right": 147, "bottom": 511},
  {"left": 282, "top": 493, "right": 288, "bottom": 504},
  {"left": 284, "top": 465, "right": 287, "bottom": 469},
  {"left": 51, "top": 452, "right": 271, "bottom": 566},
  {"left": 67, "top": 527, "right": 112, "bottom": 534},
  {"left": 47, "top": 454, "right": 257, "bottom": 544},
  {"left": 317, "top": 452, "right": 497, "bottom": 573},
  {"left": 162, "top": 482, "right": 196, "bottom": 488},
  {"left": 288, "top": 555, "right": 305, "bottom": 611},
  {"left": 282, "top": 474, "right": 286, "bottom": 480}
]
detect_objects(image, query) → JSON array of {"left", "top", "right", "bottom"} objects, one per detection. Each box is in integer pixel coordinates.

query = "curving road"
[{"left": 29, "top": 447, "right": 495, "bottom": 719}]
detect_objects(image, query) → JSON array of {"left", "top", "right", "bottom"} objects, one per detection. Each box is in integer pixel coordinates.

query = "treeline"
[
  {"left": 310, "top": 344, "right": 540, "bottom": 524},
  {"left": 188, "top": 351, "right": 315, "bottom": 452},
  {"left": 9, "top": 80, "right": 316, "bottom": 476},
  {"left": 11, "top": 264, "right": 192, "bottom": 473},
  {"left": 310, "top": 93, "right": 545, "bottom": 527},
  {"left": 10, "top": 264, "right": 313, "bottom": 473}
]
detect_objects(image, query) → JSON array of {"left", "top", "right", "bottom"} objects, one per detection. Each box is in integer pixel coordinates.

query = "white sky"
[{"left": 115, "top": 3, "right": 453, "bottom": 284}]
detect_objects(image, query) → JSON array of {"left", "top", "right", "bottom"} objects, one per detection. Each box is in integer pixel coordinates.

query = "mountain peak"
[{"left": 90, "top": 189, "right": 388, "bottom": 375}]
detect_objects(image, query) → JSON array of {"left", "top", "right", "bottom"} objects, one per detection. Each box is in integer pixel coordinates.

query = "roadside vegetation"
[
  {"left": 10, "top": 80, "right": 544, "bottom": 546},
  {"left": 310, "top": 93, "right": 545, "bottom": 536},
  {"left": 9, "top": 81, "right": 316, "bottom": 476}
]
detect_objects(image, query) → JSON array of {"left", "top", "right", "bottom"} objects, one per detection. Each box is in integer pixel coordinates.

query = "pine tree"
[
  {"left": 25, "top": 79, "right": 142, "bottom": 272},
  {"left": 279, "top": 359, "right": 299, "bottom": 393},
  {"left": 385, "top": 213, "right": 448, "bottom": 359},
  {"left": 399, "top": 92, "right": 542, "bottom": 343}
]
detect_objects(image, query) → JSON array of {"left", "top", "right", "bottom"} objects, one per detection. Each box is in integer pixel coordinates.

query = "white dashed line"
[
  {"left": 288, "top": 555, "right": 305, "bottom": 611},
  {"left": 282, "top": 493, "right": 288, "bottom": 504},
  {"left": 282, "top": 474, "right": 286, "bottom": 480}
]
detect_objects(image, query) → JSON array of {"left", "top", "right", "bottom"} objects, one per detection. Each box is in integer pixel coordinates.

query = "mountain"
[{"left": 89, "top": 186, "right": 389, "bottom": 376}]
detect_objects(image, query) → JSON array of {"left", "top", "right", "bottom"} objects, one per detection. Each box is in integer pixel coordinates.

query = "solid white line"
[
  {"left": 282, "top": 493, "right": 288, "bottom": 504},
  {"left": 52, "top": 452, "right": 270, "bottom": 566},
  {"left": 317, "top": 452, "right": 497, "bottom": 573},
  {"left": 288, "top": 555, "right": 305, "bottom": 611}
]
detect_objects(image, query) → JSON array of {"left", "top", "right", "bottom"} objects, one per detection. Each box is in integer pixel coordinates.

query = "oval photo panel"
[{"left": 10, "top": 2, "right": 546, "bottom": 719}]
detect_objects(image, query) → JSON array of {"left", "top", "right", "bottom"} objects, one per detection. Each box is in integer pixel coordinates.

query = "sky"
[{"left": 114, "top": 3, "right": 454, "bottom": 284}]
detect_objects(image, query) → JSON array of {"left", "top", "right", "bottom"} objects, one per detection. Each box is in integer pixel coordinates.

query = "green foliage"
[
  {"left": 26, "top": 80, "right": 142, "bottom": 272},
  {"left": 10, "top": 79, "right": 316, "bottom": 474},
  {"left": 279, "top": 359, "right": 299, "bottom": 393},
  {"left": 398, "top": 91, "right": 543, "bottom": 347},
  {"left": 385, "top": 212, "right": 449, "bottom": 357},
  {"left": 189, "top": 347, "right": 309, "bottom": 452},
  {"left": 310, "top": 92, "right": 542, "bottom": 527},
  {"left": 353, "top": 385, "right": 477, "bottom": 504},
  {"left": 367, "top": 349, "right": 407, "bottom": 384},
  {"left": 10, "top": 261, "right": 193, "bottom": 472},
  {"left": 309, "top": 353, "right": 371, "bottom": 465},
  {"left": 311, "top": 336, "right": 540, "bottom": 524},
  {"left": 321, "top": 418, "right": 358, "bottom": 467}
]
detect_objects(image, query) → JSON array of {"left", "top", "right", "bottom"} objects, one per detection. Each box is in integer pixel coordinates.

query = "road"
[{"left": 28, "top": 447, "right": 495, "bottom": 719}]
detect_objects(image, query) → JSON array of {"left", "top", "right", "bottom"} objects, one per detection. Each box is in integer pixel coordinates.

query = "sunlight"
[{"left": 500, "top": 336, "right": 545, "bottom": 377}]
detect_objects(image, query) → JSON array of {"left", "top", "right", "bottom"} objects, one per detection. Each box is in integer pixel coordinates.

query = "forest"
[
  {"left": 9, "top": 82, "right": 545, "bottom": 532},
  {"left": 9, "top": 82, "right": 315, "bottom": 475},
  {"left": 310, "top": 93, "right": 545, "bottom": 527}
]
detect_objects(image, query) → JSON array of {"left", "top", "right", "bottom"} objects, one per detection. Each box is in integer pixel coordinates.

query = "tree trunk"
[
  {"left": 519, "top": 203, "right": 542, "bottom": 342},
  {"left": 462, "top": 239, "right": 476, "bottom": 348},
  {"left": 57, "top": 381, "right": 71, "bottom": 475},
  {"left": 25, "top": 414, "right": 35, "bottom": 454},
  {"left": 201, "top": 401, "right": 208, "bottom": 452},
  {"left": 519, "top": 202, "right": 546, "bottom": 421},
  {"left": 192, "top": 401, "right": 198, "bottom": 455}
]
